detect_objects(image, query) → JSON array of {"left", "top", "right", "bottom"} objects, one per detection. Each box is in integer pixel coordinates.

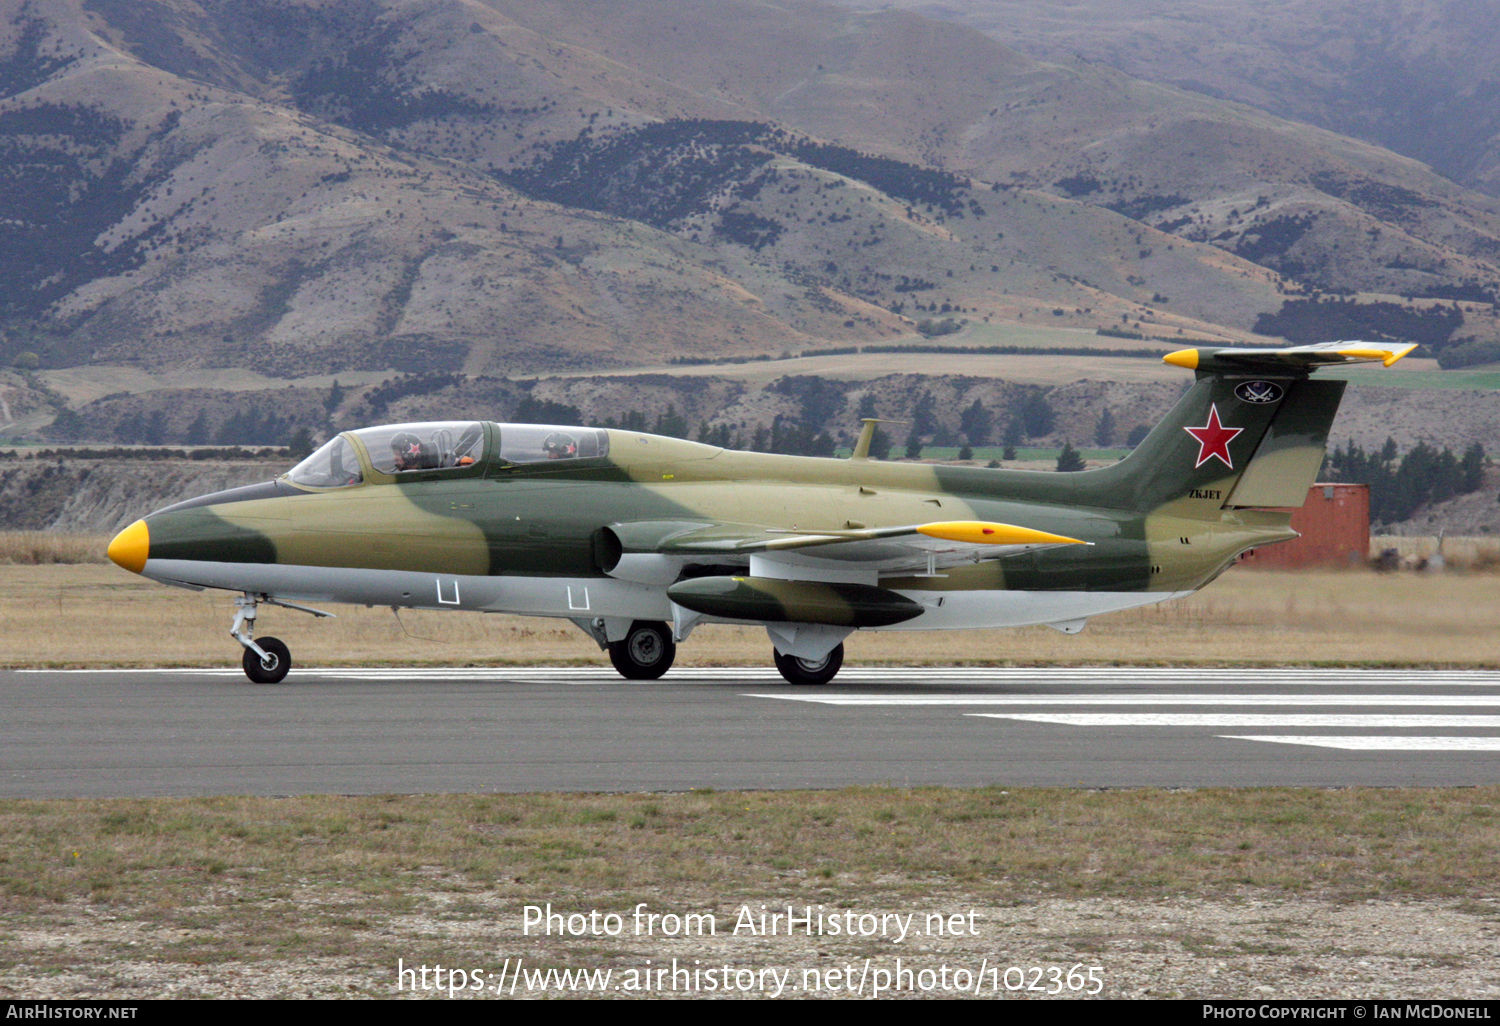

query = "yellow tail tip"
[
  {"left": 1163, "top": 349, "right": 1200, "bottom": 370},
  {"left": 107, "top": 519, "right": 149, "bottom": 574}
]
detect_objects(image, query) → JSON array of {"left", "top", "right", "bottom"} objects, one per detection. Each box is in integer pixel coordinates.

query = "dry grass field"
[
  {"left": 4, "top": 788, "right": 1500, "bottom": 999},
  {"left": 0, "top": 535, "right": 1495, "bottom": 668}
]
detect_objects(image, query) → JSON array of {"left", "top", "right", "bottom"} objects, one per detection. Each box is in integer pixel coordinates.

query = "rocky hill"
[
  {"left": 0, "top": 454, "right": 283, "bottom": 532},
  {"left": 3, "top": 0, "right": 1500, "bottom": 381},
  {"left": 870, "top": 0, "right": 1500, "bottom": 199}
]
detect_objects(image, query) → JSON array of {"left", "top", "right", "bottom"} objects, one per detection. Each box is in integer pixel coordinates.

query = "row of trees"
[
  {"left": 1322, "top": 438, "right": 1486, "bottom": 523},
  {"left": 578, "top": 392, "right": 1148, "bottom": 463},
  {"left": 49, "top": 406, "right": 316, "bottom": 451}
]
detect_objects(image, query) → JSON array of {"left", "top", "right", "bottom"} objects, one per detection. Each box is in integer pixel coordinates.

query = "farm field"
[{"left": 2, "top": 553, "right": 1494, "bottom": 669}]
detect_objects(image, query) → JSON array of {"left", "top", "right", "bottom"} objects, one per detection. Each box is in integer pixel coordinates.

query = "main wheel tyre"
[
  {"left": 242, "top": 637, "right": 291, "bottom": 684},
  {"left": 608, "top": 621, "right": 676, "bottom": 680},
  {"left": 773, "top": 642, "right": 843, "bottom": 686}
]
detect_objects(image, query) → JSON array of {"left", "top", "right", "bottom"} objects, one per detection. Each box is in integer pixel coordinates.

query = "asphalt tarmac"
[{"left": 4, "top": 666, "right": 1500, "bottom": 798}]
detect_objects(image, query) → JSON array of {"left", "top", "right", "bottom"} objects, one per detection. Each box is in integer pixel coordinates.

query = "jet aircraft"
[{"left": 106, "top": 341, "right": 1412, "bottom": 685}]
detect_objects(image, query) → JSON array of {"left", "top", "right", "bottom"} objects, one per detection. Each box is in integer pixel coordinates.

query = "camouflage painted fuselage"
[{"left": 116, "top": 363, "right": 1344, "bottom": 636}]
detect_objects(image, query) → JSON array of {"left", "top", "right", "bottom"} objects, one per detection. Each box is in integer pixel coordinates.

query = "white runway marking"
[
  {"left": 21, "top": 666, "right": 1500, "bottom": 687},
  {"left": 20, "top": 666, "right": 1500, "bottom": 753},
  {"left": 1222, "top": 736, "right": 1500, "bottom": 751},
  {"left": 966, "top": 714, "right": 1500, "bottom": 727},
  {"left": 749, "top": 694, "right": 1500, "bottom": 707}
]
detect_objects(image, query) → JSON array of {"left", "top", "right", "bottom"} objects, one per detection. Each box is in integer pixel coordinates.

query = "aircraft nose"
[{"left": 107, "top": 519, "right": 150, "bottom": 574}]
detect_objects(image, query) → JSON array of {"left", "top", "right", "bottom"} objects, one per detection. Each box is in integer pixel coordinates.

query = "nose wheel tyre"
[
  {"left": 773, "top": 643, "right": 843, "bottom": 685},
  {"left": 242, "top": 637, "right": 291, "bottom": 684},
  {"left": 608, "top": 621, "right": 676, "bottom": 680}
]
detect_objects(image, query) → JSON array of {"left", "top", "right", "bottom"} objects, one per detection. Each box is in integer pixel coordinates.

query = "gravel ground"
[{"left": 4, "top": 895, "right": 1499, "bottom": 1000}]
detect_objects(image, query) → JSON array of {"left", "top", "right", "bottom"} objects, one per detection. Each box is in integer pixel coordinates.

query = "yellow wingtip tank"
[
  {"left": 107, "top": 519, "right": 150, "bottom": 575},
  {"left": 1335, "top": 345, "right": 1416, "bottom": 367},
  {"left": 916, "top": 521, "right": 1088, "bottom": 547}
]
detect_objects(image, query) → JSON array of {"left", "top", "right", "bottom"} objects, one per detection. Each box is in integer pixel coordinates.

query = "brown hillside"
[{"left": 3, "top": 0, "right": 1499, "bottom": 381}]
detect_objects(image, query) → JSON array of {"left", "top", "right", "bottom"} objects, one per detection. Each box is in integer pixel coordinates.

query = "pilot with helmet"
[
  {"left": 543, "top": 432, "right": 579, "bottom": 459},
  {"left": 390, "top": 431, "right": 437, "bottom": 471}
]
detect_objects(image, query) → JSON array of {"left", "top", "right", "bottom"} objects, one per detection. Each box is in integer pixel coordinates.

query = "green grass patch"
[{"left": 1323, "top": 366, "right": 1500, "bottom": 390}]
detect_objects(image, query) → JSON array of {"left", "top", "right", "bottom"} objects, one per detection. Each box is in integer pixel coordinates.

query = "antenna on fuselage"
[{"left": 849, "top": 418, "right": 906, "bottom": 461}]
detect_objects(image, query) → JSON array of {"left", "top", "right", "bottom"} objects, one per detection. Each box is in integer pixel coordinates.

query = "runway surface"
[{"left": 4, "top": 666, "right": 1500, "bottom": 797}]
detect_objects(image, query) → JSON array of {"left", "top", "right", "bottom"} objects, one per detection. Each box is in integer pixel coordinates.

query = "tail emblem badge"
[
  {"left": 1235, "top": 380, "right": 1284, "bottom": 403},
  {"left": 1183, "top": 404, "right": 1243, "bottom": 469}
]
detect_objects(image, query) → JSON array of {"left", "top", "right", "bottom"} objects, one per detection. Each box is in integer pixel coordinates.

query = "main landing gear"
[
  {"left": 608, "top": 620, "right": 677, "bottom": 680},
  {"left": 582, "top": 616, "right": 844, "bottom": 684},
  {"left": 230, "top": 592, "right": 334, "bottom": 684},
  {"left": 773, "top": 643, "right": 844, "bottom": 686}
]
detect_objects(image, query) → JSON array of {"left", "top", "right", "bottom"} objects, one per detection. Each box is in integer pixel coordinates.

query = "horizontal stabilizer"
[{"left": 1163, "top": 340, "right": 1416, "bottom": 372}]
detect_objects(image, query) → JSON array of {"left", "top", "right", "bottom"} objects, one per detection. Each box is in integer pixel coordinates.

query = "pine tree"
[
  {"left": 911, "top": 391, "right": 938, "bottom": 437},
  {"left": 143, "top": 410, "right": 166, "bottom": 446},
  {"left": 653, "top": 404, "right": 688, "bottom": 438},
  {"left": 1094, "top": 408, "right": 1116, "bottom": 447},
  {"left": 1014, "top": 391, "right": 1055, "bottom": 438},
  {"left": 959, "top": 399, "right": 992, "bottom": 445},
  {"left": 184, "top": 409, "right": 210, "bottom": 446},
  {"left": 1056, "top": 441, "right": 1086, "bottom": 472},
  {"left": 288, "top": 427, "right": 314, "bottom": 457},
  {"left": 1460, "top": 442, "right": 1486, "bottom": 494},
  {"left": 1002, "top": 417, "right": 1022, "bottom": 460}
]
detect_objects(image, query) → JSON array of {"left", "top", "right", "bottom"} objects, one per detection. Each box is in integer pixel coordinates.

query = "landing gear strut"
[
  {"left": 231, "top": 594, "right": 291, "bottom": 684},
  {"left": 229, "top": 593, "right": 333, "bottom": 684},
  {"left": 608, "top": 620, "right": 676, "bottom": 680},
  {"left": 773, "top": 642, "right": 844, "bottom": 686}
]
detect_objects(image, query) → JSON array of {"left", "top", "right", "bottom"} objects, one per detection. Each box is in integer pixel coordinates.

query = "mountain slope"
[
  {"left": 3, "top": 0, "right": 1499, "bottom": 376},
  {"left": 858, "top": 0, "right": 1500, "bottom": 198}
]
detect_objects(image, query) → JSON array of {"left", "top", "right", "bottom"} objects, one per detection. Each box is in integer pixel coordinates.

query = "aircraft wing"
[{"left": 645, "top": 519, "right": 1089, "bottom": 574}]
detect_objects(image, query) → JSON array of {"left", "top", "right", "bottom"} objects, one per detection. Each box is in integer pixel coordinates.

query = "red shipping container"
[{"left": 1237, "top": 483, "right": 1370, "bottom": 569}]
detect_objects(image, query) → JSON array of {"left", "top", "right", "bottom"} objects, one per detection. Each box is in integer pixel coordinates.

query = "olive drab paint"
[{"left": 107, "top": 340, "right": 1414, "bottom": 685}]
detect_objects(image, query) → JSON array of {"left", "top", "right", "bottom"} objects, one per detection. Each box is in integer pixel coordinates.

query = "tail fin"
[{"left": 1091, "top": 340, "right": 1415, "bottom": 515}]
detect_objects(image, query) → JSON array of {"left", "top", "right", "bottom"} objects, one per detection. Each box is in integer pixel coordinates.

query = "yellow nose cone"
[{"left": 107, "top": 519, "right": 150, "bottom": 574}]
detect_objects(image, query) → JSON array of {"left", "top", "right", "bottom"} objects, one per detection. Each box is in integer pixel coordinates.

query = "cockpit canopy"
[
  {"left": 287, "top": 434, "right": 364, "bottom": 488},
  {"left": 492, "top": 424, "right": 608, "bottom": 464},
  {"left": 287, "top": 421, "right": 609, "bottom": 488},
  {"left": 360, "top": 422, "right": 486, "bottom": 474}
]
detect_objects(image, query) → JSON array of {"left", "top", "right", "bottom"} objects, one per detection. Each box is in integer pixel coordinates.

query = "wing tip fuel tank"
[{"left": 916, "top": 521, "right": 1087, "bottom": 547}]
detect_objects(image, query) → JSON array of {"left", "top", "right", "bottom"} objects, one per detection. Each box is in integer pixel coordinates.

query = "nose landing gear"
[
  {"left": 242, "top": 636, "right": 291, "bottom": 684},
  {"left": 231, "top": 594, "right": 290, "bottom": 683},
  {"left": 229, "top": 593, "right": 333, "bottom": 683}
]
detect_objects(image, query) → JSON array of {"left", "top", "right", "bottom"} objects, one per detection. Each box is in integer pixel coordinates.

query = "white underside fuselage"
[{"left": 143, "top": 558, "right": 1189, "bottom": 632}]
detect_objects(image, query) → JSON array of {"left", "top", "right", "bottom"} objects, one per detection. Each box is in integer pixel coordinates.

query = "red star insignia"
[
  {"left": 1183, "top": 404, "right": 1243, "bottom": 469},
  {"left": 404, "top": 442, "right": 422, "bottom": 455}
]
